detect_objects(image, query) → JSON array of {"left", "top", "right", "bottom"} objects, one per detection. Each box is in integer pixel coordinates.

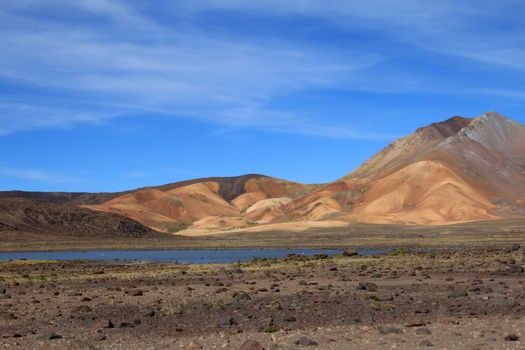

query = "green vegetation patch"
[{"left": 388, "top": 247, "right": 409, "bottom": 256}]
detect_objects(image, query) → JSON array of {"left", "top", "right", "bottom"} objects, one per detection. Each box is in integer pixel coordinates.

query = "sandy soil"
[
  {"left": 180, "top": 220, "right": 350, "bottom": 236},
  {"left": 1, "top": 247, "right": 524, "bottom": 349},
  {"left": 2, "top": 218, "right": 525, "bottom": 253}
]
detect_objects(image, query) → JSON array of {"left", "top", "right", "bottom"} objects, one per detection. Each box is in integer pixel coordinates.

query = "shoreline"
[{"left": 0, "top": 242, "right": 484, "bottom": 254}]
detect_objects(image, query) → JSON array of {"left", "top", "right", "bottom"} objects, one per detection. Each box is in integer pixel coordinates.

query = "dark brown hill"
[{"left": 0, "top": 198, "right": 155, "bottom": 239}]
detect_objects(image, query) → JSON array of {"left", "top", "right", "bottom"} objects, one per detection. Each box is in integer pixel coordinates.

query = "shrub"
[
  {"left": 388, "top": 247, "right": 409, "bottom": 256},
  {"left": 264, "top": 325, "right": 278, "bottom": 333}
]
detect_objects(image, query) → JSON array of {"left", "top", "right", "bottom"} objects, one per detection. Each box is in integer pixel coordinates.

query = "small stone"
[
  {"left": 510, "top": 243, "right": 521, "bottom": 251},
  {"left": 380, "top": 327, "right": 402, "bottom": 335},
  {"left": 218, "top": 315, "right": 236, "bottom": 326},
  {"left": 447, "top": 290, "right": 468, "bottom": 298},
  {"left": 419, "top": 340, "right": 433, "bottom": 347},
  {"left": 186, "top": 340, "right": 204, "bottom": 349},
  {"left": 504, "top": 334, "right": 519, "bottom": 341},
  {"left": 233, "top": 291, "right": 251, "bottom": 301},
  {"left": 405, "top": 322, "right": 426, "bottom": 328},
  {"left": 500, "top": 257, "right": 516, "bottom": 265},
  {"left": 118, "top": 322, "right": 135, "bottom": 328},
  {"left": 508, "top": 265, "right": 524, "bottom": 273},
  {"left": 295, "top": 336, "right": 318, "bottom": 346},
  {"left": 90, "top": 319, "right": 114, "bottom": 331},
  {"left": 343, "top": 250, "right": 358, "bottom": 257},
  {"left": 72, "top": 305, "right": 92, "bottom": 313},
  {"left": 46, "top": 332, "right": 63, "bottom": 340},
  {"left": 239, "top": 340, "right": 265, "bottom": 350},
  {"left": 130, "top": 289, "right": 143, "bottom": 296},
  {"left": 284, "top": 316, "right": 297, "bottom": 322},
  {"left": 415, "top": 328, "right": 432, "bottom": 335},
  {"left": 357, "top": 282, "right": 378, "bottom": 292},
  {"left": 472, "top": 331, "right": 484, "bottom": 339}
]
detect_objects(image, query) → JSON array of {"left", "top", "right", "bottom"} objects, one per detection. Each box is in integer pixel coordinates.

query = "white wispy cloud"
[
  {"left": 0, "top": 166, "right": 85, "bottom": 183},
  {"left": 211, "top": 106, "right": 401, "bottom": 140},
  {"left": 0, "top": 0, "right": 391, "bottom": 139},
  {"left": 0, "top": 0, "right": 523, "bottom": 138},
  {"left": 176, "top": 0, "right": 525, "bottom": 71},
  {"left": 0, "top": 101, "right": 119, "bottom": 135}
]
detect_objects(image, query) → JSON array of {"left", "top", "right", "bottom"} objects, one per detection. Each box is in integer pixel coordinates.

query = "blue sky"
[{"left": 1, "top": 0, "right": 525, "bottom": 192}]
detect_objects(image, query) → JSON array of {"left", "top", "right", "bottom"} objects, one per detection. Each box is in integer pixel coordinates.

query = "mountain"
[
  {"left": 2, "top": 112, "right": 524, "bottom": 235},
  {"left": 286, "top": 112, "right": 525, "bottom": 226},
  {"left": 347, "top": 116, "right": 473, "bottom": 179},
  {"left": 85, "top": 175, "right": 317, "bottom": 233}
]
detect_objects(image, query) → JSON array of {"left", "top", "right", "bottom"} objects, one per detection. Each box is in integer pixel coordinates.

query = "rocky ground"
[
  {"left": 0, "top": 198, "right": 155, "bottom": 242},
  {"left": 1, "top": 247, "right": 525, "bottom": 349}
]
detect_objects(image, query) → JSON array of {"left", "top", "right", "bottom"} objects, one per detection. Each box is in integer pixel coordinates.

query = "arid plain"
[{"left": 1, "top": 243, "right": 525, "bottom": 349}]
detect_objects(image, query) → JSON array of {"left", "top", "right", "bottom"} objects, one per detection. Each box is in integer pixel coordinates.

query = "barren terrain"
[
  {"left": 1, "top": 247, "right": 524, "bottom": 349},
  {"left": 1, "top": 218, "right": 525, "bottom": 253}
]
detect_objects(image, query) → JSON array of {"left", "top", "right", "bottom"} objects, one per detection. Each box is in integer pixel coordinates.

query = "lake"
[{"left": 0, "top": 248, "right": 390, "bottom": 264}]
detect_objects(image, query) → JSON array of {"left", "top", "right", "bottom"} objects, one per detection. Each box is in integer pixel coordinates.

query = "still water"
[{"left": 0, "top": 248, "right": 389, "bottom": 264}]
